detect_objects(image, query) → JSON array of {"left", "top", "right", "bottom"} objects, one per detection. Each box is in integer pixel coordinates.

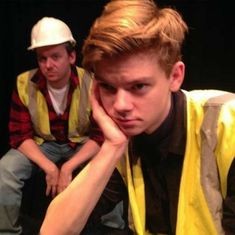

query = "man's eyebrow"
[{"left": 94, "top": 75, "right": 151, "bottom": 85}]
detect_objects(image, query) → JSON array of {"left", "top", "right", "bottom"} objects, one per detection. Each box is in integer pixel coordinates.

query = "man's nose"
[{"left": 113, "top": 90, "right": 132, "bottom": 112}]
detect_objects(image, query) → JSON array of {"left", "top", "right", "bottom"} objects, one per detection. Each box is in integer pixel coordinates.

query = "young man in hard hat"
[
  {"left": 40, "top": 0, "right": 235, "bottom": 235},
  {"left": 0, "top": 17, "right": 126, "bottom": 234}
]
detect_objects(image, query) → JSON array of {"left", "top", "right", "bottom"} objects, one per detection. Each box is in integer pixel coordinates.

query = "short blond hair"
[{"left": 82, "top": 0, "right": 188, "bottom": 76}]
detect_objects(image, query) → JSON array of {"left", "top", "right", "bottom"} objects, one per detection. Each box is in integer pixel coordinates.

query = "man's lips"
[
  {"left": 47, "top": 73, "right": 56, "bottom": 77},
  {"left": 115, "top": 118, "right": 137, "bottom": 127}
]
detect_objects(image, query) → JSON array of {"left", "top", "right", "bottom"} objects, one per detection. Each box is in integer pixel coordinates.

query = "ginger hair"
[{"left": 82, "top": 0, "right": 188, "bottom": 76}]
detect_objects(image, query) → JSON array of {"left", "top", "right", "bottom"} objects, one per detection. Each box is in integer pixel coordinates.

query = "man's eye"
[
  {"left": 52, "top": 54, "right": 60, "bottom": 60},
  {"left": 99, "top": 83, "right": 116, "bottom": 93},
  {"left": 132, "top": 84, "right": 146, "bottom": 90}
]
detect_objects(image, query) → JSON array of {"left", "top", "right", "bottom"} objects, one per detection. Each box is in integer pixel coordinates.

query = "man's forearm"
[
  {"left": 40, "top": 140, "right": 127, "bottom": 235},
  {"left": 18, "top": 138, "right": 53, "bottom": 170},
  {"left": 63, "top": 139, "right": 100, "bottom": 172}
]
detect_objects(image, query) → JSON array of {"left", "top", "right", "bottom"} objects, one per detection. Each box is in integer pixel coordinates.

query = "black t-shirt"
[{"left": 130, "top": 90, "right": 186, "bottom": 234}]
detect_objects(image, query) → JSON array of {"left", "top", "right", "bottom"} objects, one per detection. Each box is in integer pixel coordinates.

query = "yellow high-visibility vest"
[
  {"left": 118, "top": 90, "right": 235, "bottom": 235},
  {"left": 17, "top": 66, "right": 92, "bottom": 145}
]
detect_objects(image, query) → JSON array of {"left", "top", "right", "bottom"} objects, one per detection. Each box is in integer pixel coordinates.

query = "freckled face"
[{"left": 94, "top": 52, "right": 183, "bottom": 136}]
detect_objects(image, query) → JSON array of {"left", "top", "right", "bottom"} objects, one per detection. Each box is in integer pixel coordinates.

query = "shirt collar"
[
  {"left": 132, "top": 90, "right": 186, "bottom": 158},
  {"left": 168, "top": 90, "right": 186, "bottom": 156}
]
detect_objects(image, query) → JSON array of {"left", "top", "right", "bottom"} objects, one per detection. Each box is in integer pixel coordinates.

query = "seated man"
[{"left": 0, "top": 17, "right": 102, "bottom": 234}]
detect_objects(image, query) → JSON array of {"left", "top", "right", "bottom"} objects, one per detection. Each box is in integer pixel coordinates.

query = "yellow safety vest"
[
  {"left": 17, "top": 66, "right": 92, "bottom": 145},
  {"left": 118, "top": 90, "right": 235, "bottom": 235}
]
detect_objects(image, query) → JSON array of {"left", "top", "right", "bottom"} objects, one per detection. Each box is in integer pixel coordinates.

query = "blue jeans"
[{"left": 0, "top": 142, "right": 81, "bottom": 235}]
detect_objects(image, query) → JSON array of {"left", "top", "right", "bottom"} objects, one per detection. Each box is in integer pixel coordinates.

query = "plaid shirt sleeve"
[
  {"left": 88, "top": 112, "right": 104, "bottom": 146},
  {"left": 8, "top": 88, "right": 34, "bottom": 148}
]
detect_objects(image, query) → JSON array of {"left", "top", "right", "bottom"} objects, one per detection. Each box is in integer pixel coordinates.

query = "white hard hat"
[{"left": 28, "top": 17, "right": 76, "bottom": 50}]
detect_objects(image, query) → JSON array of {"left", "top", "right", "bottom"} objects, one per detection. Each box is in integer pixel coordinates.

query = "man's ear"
[
  {"left": 169, "top": 61, "right": 185, "bottom": 92},
  {"left": 69, "top": 51, "right": 77, "bottom": 65}
]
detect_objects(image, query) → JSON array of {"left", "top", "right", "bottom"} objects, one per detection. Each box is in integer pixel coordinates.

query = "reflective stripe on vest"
[
  {"left": 177, "top": 90, "right": 235, "bottom": 235},
  {"left": 68, "top": 68, "right": 92, "bottom": 143},
  {"left": 17, "top": 67, "right": 92, "bottom": 144}
]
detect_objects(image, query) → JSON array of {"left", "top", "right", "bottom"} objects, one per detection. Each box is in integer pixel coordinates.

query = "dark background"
[{"left": 1, "top": 0, "right": 235, "bottom": 156}]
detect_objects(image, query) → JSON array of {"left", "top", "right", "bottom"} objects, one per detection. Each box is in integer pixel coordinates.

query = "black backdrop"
[{"left": 1, "top": 0, "right": 234, "bottom": 156}]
